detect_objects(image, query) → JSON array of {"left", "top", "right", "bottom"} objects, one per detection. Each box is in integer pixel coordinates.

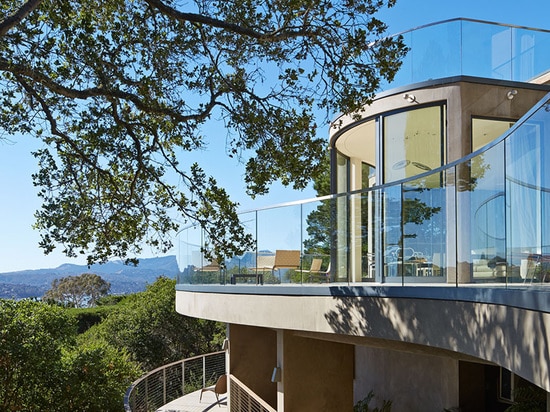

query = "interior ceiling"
[{"left": 335, "top": 121, "right": 376, "bottom": 166}]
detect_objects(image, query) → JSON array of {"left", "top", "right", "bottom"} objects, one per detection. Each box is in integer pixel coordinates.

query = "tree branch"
[
  {"left": 0, "top": 0, "right": 43, "bottom": 36},
  {"left": 0, "top": 58, "right": 216, "bottom": 123},
  {"left": 142, "top": 0, "right": 309, "bottom": 41}
]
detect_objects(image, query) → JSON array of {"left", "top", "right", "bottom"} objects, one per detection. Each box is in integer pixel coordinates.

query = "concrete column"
[{"left": 276, "top": 329, "right": 284, "bottom": 411}]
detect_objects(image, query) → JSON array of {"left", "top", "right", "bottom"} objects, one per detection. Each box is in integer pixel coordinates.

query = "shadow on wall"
[{"left": 323, "top": 286, "right": 550, "bottom": 392}]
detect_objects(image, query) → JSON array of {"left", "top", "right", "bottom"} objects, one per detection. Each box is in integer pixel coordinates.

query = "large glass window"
[
  {"left": 335, "top": 153, "right": 349, "bottom": 281},
  {"left": 362, "top": 162, "right": 376, "bottom": 189},
  {"left": 472, "top": 117, "right": 515, "bottom": 152},
  {"left": 383, "top": 105, "right": 446, "bottom": 183}
]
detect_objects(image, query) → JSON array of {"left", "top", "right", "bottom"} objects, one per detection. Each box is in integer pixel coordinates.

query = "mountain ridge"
[{"left": 0, "top": 255, "right": 180, "bottom": 299}]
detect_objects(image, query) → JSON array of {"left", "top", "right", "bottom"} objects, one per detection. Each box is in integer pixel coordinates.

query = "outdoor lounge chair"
[
  {"left": 199, "top": 374, "right": 227, "bottom": 406},
  {"left": 197, "top": 260, "right": 220, "bottom": 272},
  {"left": 247, "top": 250, "right": 301, "bottom": 281},
  {"left": 272, "top": 250, "right": 301, "bottom": 273},
  {"left": 303, "top": 260, "right": 331, "bottom": 283}
]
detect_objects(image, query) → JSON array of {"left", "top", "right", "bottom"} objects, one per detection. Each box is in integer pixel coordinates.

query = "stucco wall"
[
  {"left": 176, "top": 289, "right": 550, "bottom": 391},
  {"left": 282, "top": 331, "right": 354, "bottom": 411},
  {"left": 354, "top": 345, "right": 459, "bottom": 411},
  {"left": 229, "top": 324, "right": 278, "bottom": 408}
]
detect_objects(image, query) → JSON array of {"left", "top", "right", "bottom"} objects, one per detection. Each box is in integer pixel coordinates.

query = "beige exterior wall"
[
  {"left": 354, "top": 346, "right": 459, "bottom": 411},
  {"left": 228, "top": 324, "right": 278, "bottom": 409},
  {"left": 331, "top": 80, "right": 548, "bottom": 164},
  {"left": 176, "top": 290, "right": 550, "bottom": 392},
  {"left": 282, "top": 331, "right": 354, "bottom": 411}
]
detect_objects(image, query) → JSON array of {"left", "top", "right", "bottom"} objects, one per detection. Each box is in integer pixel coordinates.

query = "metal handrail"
[{"left": 124, "top": 351, "right": 226, "bottom": 412}]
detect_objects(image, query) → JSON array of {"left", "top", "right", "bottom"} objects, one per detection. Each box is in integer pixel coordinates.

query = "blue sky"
[{"left": 1, "top": 0, "right": 549, "bottom": 272}]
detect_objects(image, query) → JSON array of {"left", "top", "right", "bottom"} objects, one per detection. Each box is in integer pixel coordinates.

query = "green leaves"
[
  {"left": 0, "top": 298, "right": 140, "bottom": 411},
  {"left": 2, "top": 0, "right": 407, "bottom": 264},
  {"left": 86, "top": 277, "right": 225, "bottom": 370},
  {"left": 44, "top": 273, "right": 111, "bottom": 308}
]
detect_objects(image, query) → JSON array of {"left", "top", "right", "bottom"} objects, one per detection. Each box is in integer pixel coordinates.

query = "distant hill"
[{"left": 0, "top": 256, "right": 180, "bottom": 299}]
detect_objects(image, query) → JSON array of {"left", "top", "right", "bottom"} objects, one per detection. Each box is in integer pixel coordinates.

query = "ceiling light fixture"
[
  {"left": 392, "top": 160, "right": 410, "bottom": 170},
  {"left": 403, "top": 93, "right": 417, "bottom": 103},
  {"left": 412, "top": 161, "right": 432, "bottom": 171},
  {"left": 507, "top": 89, "right": 518, "bottom": 100}
]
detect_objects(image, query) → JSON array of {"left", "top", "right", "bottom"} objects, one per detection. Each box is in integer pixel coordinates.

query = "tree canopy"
[
  {"left": 1, "top": 0, "right": 407, "bottom": 265},
  {"left": 0, "top": 299, "right": 140, "bottom": 411},
  {"left": 44, "top": 273, "right": 111, "bottom": 307},
  {"left": 85, "top": 277, "right": 224, "bottom": 370}
]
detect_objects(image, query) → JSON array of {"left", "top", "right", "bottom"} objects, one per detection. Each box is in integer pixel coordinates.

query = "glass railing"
[
  {"left": 382, "top": 18, "right": 550, "bottom": 91},
  {"left": 177, "top": 93, "right": 550, "bottom": 288},
  {"left": 177, "top": 197, "right": 333, "bottom": 285}
]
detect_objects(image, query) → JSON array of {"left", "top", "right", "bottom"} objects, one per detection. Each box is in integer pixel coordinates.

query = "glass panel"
[
  {"left": 472, "top": 118, "right": 515, "bottom": 152},
  {"left": 386, "top": 30, "right": 413, "bottom": 89},
  {"left": 462, "top": 21, "right": 512, "bottom": 80},
  {"left": 361, "top": 190, "right": 376, "bottom": 281},
  {"left": 335, "top": 193, "right": 349, "bottom": 282},
  {"left": 336, "top": 152, "right": 349, "bottom": 193},
  {"left": 401, "top": 172, "right": 447, "bottom": 283},
  {"left": 409, "top": 20, "right": 462, "bottom": 83},
  {"left": 362, "top": 162, "right": 376, "bottom": 189},
  {"left": 177, "top": 225, "right": 203, "bottom": 284},
  {"left": 224, "top": 210, "right": 257, "bottom": 284},
  {"left": 383, "top": 105, "right": 444, "bottom": 183},
  {"left": 506, "top": 102, "right": 550, "bottom": 284},
  {"left": 302, "top": 198, "right": 332, "bottom": 283},
  {"left": 382, "top": 184, "right": 403, "bottom": 281},
  {"left": 178, "top": 225, "right": 225, "bottom": 285},
  {"left": 255, "top": 205, "right": 302, "bottom": 284},
  {"left": 335, "top": 153, "right": 349, "bottom": 282},
  {"left": 469, "top": 142, "right": 506, "bottom": 283},
  {"left": 512, "top": 28, "right": 550, "bottom": 82}
]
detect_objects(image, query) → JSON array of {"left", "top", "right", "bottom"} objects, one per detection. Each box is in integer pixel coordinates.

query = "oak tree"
[
  {"left": 0, "top": 0, "right": 407, "bottom": 265},
  {"left": 44, "top": 272, "right": 111, "bottom": 307}
]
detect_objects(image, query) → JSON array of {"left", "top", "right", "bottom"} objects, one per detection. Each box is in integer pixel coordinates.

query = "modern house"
[{"left": 176, "top": 19, "right": 550, "bottom": 411}]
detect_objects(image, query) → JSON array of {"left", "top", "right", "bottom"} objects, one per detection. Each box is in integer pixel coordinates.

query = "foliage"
[
  {"left": 303, "top": 152, "right": 332, "bottom": 257},
  {"left": 354, "top": 390, "right": 392, "bottom": 412},
  {"left": 84, "top": 277, "right": 225, "bottom": 370},
  {"left": 1, "top": 0, "right": 407, "bottom": 265},
  {"left": 505, "top": 385, "right": 547, "bottom": 412},
  {"left": 67, "top": 304, "right": 119, "bottom": 333},
  {"left": 60, "top": 339, "right": 141, "bottom": 412},
  {"left": 44, "top": 272, "right": 111, "bottom": 308},
  {"left": 0, "top": 298, "right": 140, "bottom": 411},
  {"left": 0, "top": 299, "right": 73, "bottom": 410}
]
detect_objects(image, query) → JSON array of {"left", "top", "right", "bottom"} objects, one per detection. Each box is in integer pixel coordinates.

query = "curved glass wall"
[
  {"left": 177, "top": 93, "right": 550, "bottom": 288},
  {"left": 383, "top": 19, "right": 550, "bottom": 91}
]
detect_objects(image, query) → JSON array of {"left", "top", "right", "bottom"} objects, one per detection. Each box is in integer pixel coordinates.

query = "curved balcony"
[
  {"left": 178, "top": 92, "right": 550, "bottom": 301},
  {"left": 124, "top": 351, "right": 226, "bottom": 412},
  {"left": 381, "top": 18, "right": 550, "bottom": 91}
]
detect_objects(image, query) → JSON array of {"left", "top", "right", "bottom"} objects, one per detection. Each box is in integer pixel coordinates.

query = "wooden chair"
[{"left": 199, "top": 374, "right": 227, "bottom": 406}]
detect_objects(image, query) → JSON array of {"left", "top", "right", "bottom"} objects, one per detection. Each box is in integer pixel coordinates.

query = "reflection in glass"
[
  {"left": 402, "top": 174, "right": 446, "bottom": 281},
  {"left": 469, "top": 143, "right": 506, "bottom": 282},
  {"left": 382, "top": 185, "right": 402, "bottom": 279},
  {"left": 384, "top": 105, "right": 445, "bottom": 183},
  {"left": 472, "top": 118, "right": 515, "bottom": 152},
  {"left": 462, "top": 21, "right": 512, "bottom": 80}
]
